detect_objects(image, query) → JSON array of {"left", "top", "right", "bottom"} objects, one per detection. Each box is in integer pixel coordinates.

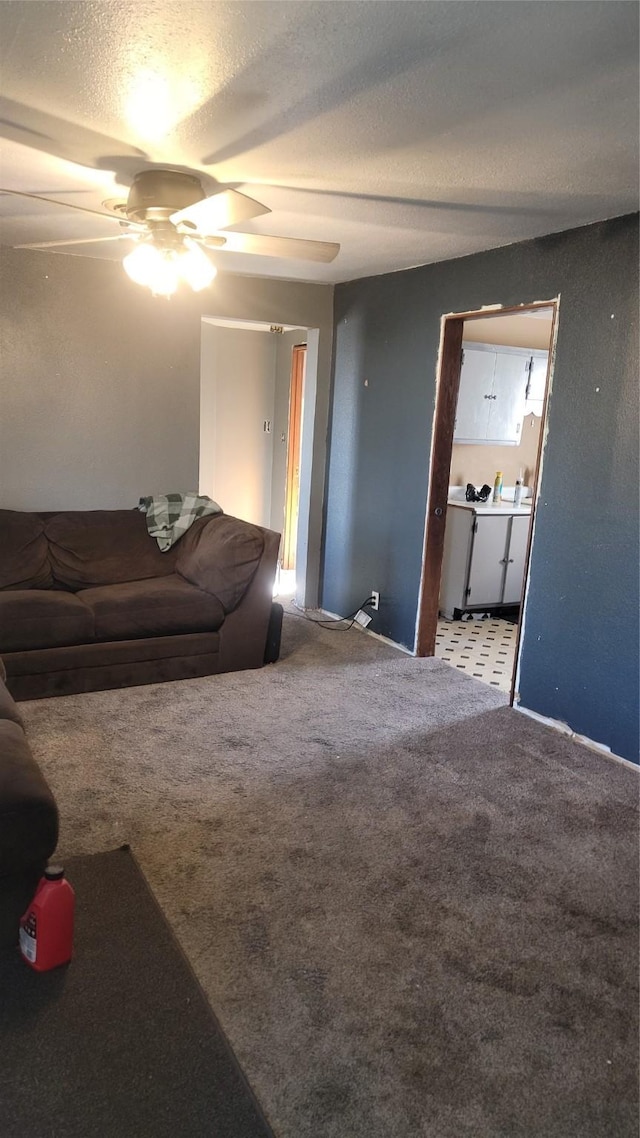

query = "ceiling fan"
[{"left": 0, "top": 169, "right": 340, "bottom": 295}]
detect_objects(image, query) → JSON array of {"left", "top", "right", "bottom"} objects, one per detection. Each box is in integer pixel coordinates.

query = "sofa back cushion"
[
  {"left": 46, "top": 511, "right": 179, "bottom": 590},
  {"left": 176, "top": 514, "right": 265, "bottom": 612},
  {"left": 0, "top": 511, "right": 53, "bottom": 591}
]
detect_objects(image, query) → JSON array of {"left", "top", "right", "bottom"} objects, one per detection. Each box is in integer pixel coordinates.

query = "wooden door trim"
[
  {"left": 282, "top": 343, "right": 306, "bottom": 570},
  {"left": 416, "top": 317, "right": 464, "bottom": 656}
]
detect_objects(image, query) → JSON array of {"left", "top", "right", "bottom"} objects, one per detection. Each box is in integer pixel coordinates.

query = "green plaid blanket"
[{"left": 138, "top": 492, "right": 222, "bottom": 551}]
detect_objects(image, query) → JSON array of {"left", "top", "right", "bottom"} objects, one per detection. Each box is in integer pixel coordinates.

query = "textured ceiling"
[{"left": 0, "top": 0, "right": 638, "bottom": 283}]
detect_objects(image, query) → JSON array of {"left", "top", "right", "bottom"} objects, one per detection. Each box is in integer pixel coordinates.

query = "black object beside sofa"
[{"left": 0, "top": 508, "right": 280, "bottom": 700}]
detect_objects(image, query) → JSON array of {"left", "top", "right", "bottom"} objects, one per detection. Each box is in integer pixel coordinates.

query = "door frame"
[
  {"left": 415, "top": 299, "right": 560, "bottom": 703},
  {"left": 199, "top": 317, "right": 321, "bottom": 607},
  {"left": 281, "top": 343, "right": 306, "bottom": 570}
]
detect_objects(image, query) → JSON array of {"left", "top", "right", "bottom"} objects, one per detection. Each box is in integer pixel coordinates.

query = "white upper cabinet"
[
  {"left": 453, "top": 348, "right": 496, "bottom": 442},
  {"left": 486, "top": 351, "right": 530, "bottom": 444},
  {"left": 454, "top": 343, "right": 546, "bottom": 445},
  {"left": 524, "top": 353, "right": 549, "bottom": 417}
]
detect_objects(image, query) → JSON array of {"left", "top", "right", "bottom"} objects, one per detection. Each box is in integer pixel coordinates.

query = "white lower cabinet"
[
  {"left": 502, "top": 515, "right": 529, "bottom": 604},
  {"left": 440, "top": 508, "right": 530, "bottom": 619}
]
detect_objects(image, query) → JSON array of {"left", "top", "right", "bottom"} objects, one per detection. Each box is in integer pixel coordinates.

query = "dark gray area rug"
[
  {"left": 19, "top": 614, "right": 639, "bottom": 1137},
  {"left": 0, "top": 847, "right": 274, "bottom": 1138}
]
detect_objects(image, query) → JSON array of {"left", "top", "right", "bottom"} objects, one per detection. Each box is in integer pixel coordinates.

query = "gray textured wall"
[
  {"left": 0, "top": 249, "right": 332, "bottom": 599},
  {"left": 0, "top": 251, "right": 201, "bottom": 508},
  {"left": 324, "top": 215, "right": 639, "bottom": 763}
]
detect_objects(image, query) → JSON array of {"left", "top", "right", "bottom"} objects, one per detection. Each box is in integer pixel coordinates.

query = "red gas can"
[{"left": 19, "top": 865, "right": 75, "bottom": 971}]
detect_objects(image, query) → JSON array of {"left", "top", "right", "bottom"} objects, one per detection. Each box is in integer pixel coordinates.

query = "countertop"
[{"left": 447, "top": 498, "right": 532, "bottom": 517}]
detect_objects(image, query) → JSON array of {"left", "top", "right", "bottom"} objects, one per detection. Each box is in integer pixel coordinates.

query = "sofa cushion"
[
  {"left": 0, "top": 511, "right": 53, "bottom": 591},
  {"left": 176, "top": 514, "right": 265, "bottom": 613},
  {"left": 46, "top": 510, "right": 179, "bottom": 589},
  {"left": 80, "top": 575, "right": 225, "bottom": 641},
  {"left": 0, "top": 590, "right": 95, "bottom": 653}
]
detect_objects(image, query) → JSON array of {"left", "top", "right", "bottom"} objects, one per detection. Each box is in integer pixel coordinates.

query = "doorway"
[
  {"left": 199, "top": 318, "right": 315, "bottom": 603},
  {"left": 417, "top": 301, "right": 559, "bottom": 700}
]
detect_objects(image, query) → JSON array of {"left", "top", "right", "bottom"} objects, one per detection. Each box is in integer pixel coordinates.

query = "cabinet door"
[
  {"left": 453, "top": 349, "right": 496, "bottom": 442},
  {"left": 439, "top": 507, "right": 474, "bottom": 618},
  {"left": 502, "top": 515, "right": 530, "bottom": 604},
  {"left": 525, "top": 353, "right": 548, "bottom": 417},
  {"left": 486, "top": 353, "right": 529, "bottom": 444},
  {"left": 467, "top": 516, "right": 509, "bottom": 606}
]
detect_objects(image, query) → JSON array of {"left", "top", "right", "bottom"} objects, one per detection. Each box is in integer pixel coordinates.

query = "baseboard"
[{"left": 515, "top": 704, "right": 638, "bottom": 770}]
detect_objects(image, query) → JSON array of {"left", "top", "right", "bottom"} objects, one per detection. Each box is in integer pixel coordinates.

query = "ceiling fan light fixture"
[
  {"left": 122, "top": 241, "right": 165, "bottom": 287},
  {"left": 122, "top": 240, "right": 179, "bottom": 297},
  {"left": 149, "top": 255, "right": 179, "bottom": 298},
  {"left": 123, "top": 235, "right": 216, "bottom": 296},
  {"left": 179, "top": 238, "right": 217, "bottom": 291}
]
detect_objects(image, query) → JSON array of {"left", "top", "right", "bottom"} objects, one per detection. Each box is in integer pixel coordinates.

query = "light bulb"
[
  {"left": 123, "top": 242, "right": 178, "bottom": 296},
  {"left": 179, "top": 238, "right": 217, "bottom": 291},
  {"left": 123, "top": 242, "right": 163, "bottom": 286},
  {"left": 150, "top": 254, "right": 179, "bottom": 297}
]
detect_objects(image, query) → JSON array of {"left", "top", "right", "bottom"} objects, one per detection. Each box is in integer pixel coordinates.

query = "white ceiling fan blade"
[
  {"left": 212, "top": 231, "right": 340, "bottom": 263},
  {"left": 0, "top": 96, "right": 147, "bottom": 169},
  {"left": 171, "top": 189, "right": 270, "bottom": 233},
  {"left": 0, "top": 186, "right": 126, "bottom": 222},
  {"left": 14, "top": 234, "right": 135, "bottom": 249}
]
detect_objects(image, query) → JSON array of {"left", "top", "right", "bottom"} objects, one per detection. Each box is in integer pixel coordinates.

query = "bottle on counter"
[
  {"left": 492, "top": 471, "right": 503, "bottom": 504},
  {"left": 513, "top": 479, "right": 523, "bottom": 508}
]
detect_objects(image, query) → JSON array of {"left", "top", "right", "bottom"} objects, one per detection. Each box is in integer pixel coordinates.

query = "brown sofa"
[
  {"left": 0, "top": 508, "right": 280, "bottom": 700},
  {"left": 0, "top": 660, "right": 58, "bottom": 945}
]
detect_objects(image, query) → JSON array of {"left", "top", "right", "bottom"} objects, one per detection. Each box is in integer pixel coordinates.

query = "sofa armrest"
[
  {"left": 0, "top": 720, "right": 58, "bottom": 877},
  {"left": 217, "top": 526, "right": 281, "bottom": 672},
  {"left": 176, "top": 515, "right": 266, "bottom": 613}
]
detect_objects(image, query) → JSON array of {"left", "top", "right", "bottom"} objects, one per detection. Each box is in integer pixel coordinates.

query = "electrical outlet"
[{"left": 370, "top": 590, "right": 380, "bottom": 611}]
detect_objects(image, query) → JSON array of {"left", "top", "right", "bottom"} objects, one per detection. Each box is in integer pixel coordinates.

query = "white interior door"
[
  {"left": 467, "top": 516, "right": 510, "bottom": 606},
  {"left": 200, "top": 325, "right": 276, "bottom": 526}
]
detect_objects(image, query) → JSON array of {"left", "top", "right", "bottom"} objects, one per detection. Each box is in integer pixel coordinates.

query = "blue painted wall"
[{"left": 322, "top": 215, "right": 639, "bottom": 763}]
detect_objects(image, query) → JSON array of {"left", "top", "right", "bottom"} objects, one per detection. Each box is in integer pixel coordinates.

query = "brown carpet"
[{"left": 19, "top": 614, "right": 639, "bottom": 1137}]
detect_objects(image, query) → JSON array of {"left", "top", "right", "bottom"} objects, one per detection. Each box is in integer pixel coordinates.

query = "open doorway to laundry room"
[
  {"left": 417, "top": 301, "right": 558, "bottom": 699},
  {"left": 198, "top": 318, "right": 313, "bottom": 603}
]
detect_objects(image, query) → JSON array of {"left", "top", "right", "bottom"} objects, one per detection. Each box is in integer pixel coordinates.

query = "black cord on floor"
[{"left": 285, "top": 597, "right": 375, "bottom": 631}]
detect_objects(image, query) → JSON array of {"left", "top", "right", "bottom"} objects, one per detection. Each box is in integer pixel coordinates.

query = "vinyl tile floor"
[{"left": 435, "top": 617, "right": 518, "bottom": 693}]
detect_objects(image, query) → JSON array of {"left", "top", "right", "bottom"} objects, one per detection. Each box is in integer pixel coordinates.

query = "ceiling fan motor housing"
[{"left": 125, "top": 170, "right": 205, "bottom": 223}]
